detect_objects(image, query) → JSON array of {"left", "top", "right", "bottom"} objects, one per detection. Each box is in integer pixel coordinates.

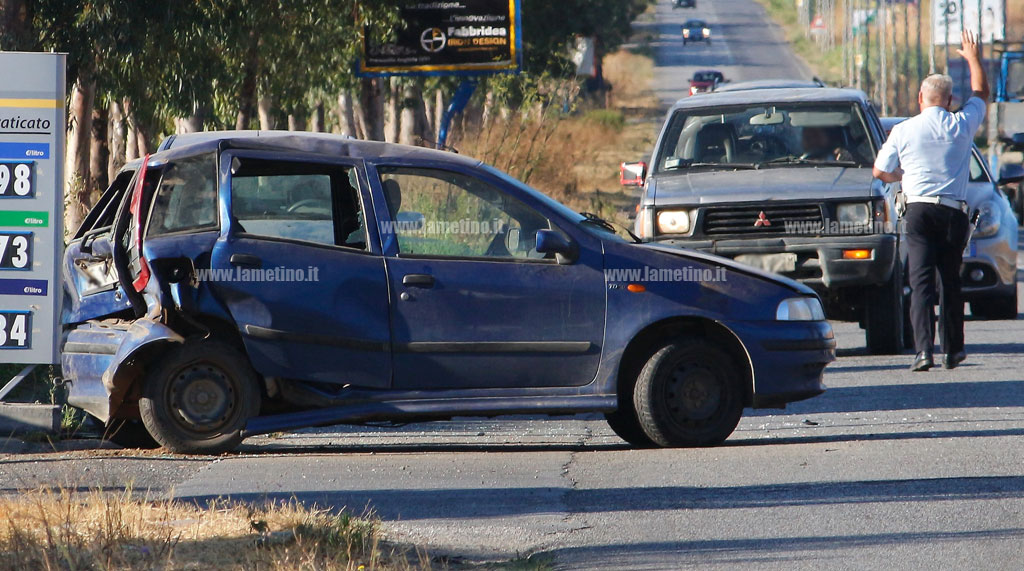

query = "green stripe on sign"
[{"left": 0, "top": 211, "right": 48, "bottom": 227}]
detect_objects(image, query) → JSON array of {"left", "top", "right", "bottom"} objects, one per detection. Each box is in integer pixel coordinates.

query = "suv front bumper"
[{"left": 660, "top": 234, "right": 899, "bottom": 289}]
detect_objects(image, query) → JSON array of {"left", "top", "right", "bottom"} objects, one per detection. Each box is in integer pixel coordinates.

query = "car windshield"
[
  {"left": 685, "top": 20, "right": 705, "bottom": 28},
  {"left": 655, "top": 102, "right": 876, "bottom": 173},
  {"left": 693, "top": 72, "right": 719, "bottom": 82}
]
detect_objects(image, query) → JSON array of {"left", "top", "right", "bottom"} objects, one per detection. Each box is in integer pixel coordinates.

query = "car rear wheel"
[
  {"left": 971, "top": 290, "right": 1019, "bottom": 320},
  {"left": 865, "top": 263, "right": 904, "bottom": 354},
  {"left": 139, "top": 340, "right": 260, "bottom": 454},
  {"left": 632, "top": 337, "right": 744, "bottom": 447}
]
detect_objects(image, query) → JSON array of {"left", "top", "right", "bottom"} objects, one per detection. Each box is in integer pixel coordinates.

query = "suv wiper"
[
  {"left": 663, "top": 160, "right": 759, "bottom": 171},
  {"left": 759, "top": 155, "right": 859, "bottom": 167},
  {"left": 580, "top": 212, "right": 641, "bottom": 243}
]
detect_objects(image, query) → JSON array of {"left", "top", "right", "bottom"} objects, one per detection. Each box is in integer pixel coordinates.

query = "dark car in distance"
[
  {"left": 682, "top": 19, "right": 711, "bottom": 45},
  {"left": 690, "top": 70, "right": 726, "bottom": 95},
  {"left": 673, "top": 0, "right": 696, "bottom": 8},
  {"left": 61, "top": 132, "right": 834, "bottom": 454}
]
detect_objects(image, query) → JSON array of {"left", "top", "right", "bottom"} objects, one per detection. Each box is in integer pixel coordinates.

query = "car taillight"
[
  {"left": 129, "top": 155, "right": 151, "bottom": 292},
  {"left": 690, "top": 86, "right": 699, "bottom": 95}
]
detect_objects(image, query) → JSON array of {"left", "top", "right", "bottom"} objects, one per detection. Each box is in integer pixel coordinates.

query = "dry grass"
[
  {"left": 0, "top": 487, "right": 424, "bottom": 570},
  {"left": 603, "top": 50, "right": 659, "bottom": 110}
]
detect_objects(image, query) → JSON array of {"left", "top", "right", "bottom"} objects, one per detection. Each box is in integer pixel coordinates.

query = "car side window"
[
  {"left": 148, "top": 154, "right": 219, "bottom": 236},
  {"left": 969, "top": 153, "right": 990, "bottom": 183},
  {"left": 230, "top": 159, "right": 367, "bottom": 250},
  {"left": 377, "top": 167, "right": 554, "bottom": 260}
]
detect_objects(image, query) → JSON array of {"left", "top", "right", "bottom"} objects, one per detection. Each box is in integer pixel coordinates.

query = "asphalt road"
[{"left": 3, "top": 2, "right": 1024, "bottom": 570}]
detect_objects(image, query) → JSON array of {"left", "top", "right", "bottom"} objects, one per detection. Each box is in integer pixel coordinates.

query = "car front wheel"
[
  {"left": 632, "top": 337, "right": 744, "bottom": 447},
  {"left": 139, "top": 339, "right": 260, "bottom": 454}
]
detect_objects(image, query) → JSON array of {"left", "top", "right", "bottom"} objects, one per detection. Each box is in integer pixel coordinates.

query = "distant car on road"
[
  {"left": 61, "top": 132, "right": 834, "bottom": 454},
  {"left": 622, "top": 87, "right": 907, "bottom": 354},
  {"left": 689, "top": 70, "right": 726, "bottom": 95},
  {"left": 682, "top": 19, "right": 711, "bottom": 45},
  {"left": 882, "top": 117, "right": 1019, "bottom": 320},
  {"left": 673, "top": 0, "right": 696, "bottom": 8}
]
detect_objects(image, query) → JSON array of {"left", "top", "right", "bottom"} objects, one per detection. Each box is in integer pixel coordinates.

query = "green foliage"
[{"left": 583, "top": 109, "right": 625, "bottom": 131}]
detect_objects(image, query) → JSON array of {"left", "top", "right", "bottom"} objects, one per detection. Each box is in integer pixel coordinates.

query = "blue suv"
[{"left": 61, "top": 133, "right": 834, "bottom": 453}]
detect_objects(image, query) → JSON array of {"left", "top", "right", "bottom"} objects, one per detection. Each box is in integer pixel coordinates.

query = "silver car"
[{"left": 883, "top": 117, "right": 1019, "bottom": 320}]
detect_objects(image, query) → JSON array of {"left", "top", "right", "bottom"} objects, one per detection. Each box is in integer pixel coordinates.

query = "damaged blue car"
[{"left": 61, "top": 132, "right": 834, "bottom": 454}]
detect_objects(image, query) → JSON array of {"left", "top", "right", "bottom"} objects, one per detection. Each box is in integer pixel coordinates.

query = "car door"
[
  {"left": 371, "top": 163, "right": 606, "bottom": 390},
  {"left": 208, "top": 151, "right": 391, "bottom": 389}
]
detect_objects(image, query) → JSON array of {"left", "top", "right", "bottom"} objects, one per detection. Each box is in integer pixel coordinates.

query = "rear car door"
[
  {"left": 208, "top": 151, "right": 391, "bottom": 389},
  {"left": 371, "top": 163, "right": 606, "bottom": 390}
]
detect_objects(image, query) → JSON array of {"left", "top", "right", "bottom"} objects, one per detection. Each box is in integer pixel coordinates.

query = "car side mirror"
[
  {"left": 535, "top": 229, "right": 577, "bottom": 264},
  {"left": 998, "top": 163, "right": 1024, "bottom": 186},
  {"left": 620, "top": 161, "right": 647, "bottom": 187},
  {"left": 395, "top": 211, "right": 426, "bottom": 231}
]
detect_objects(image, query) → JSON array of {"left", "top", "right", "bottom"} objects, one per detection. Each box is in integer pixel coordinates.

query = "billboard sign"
[
  {"left": 359, "top": 0, "right": 522, "bottom": 76},
  {"left": 0, "top": 53, "right": 65, "bottom": 365},
  {"left": 932, "top": 0, "right": 1005, "bottom": 45}
]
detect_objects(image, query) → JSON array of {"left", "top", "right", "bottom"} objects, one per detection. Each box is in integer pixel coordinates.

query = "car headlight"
[
  {"left": 702, "top": 28, "right": 711, "bottom": 36},
  {"left": 973, "top": 199, "right": 1000, "bottom": 238},
  {"left": 657, "top": 210, "right": 693, "bottom": 234},
  {"left": 683, "top": 29, "right": 690, "bottom": 37},
  {"left": 836, "top": 202, "right": 871, "bottom": 227},
  {"left": 776, "top": 297, "right": 826, "bottom": 321}
]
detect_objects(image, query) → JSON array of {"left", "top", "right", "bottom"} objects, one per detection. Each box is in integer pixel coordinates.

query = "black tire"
[
  {"left": 971, "top": 290, "right": 1019, "bottom": 320},
  {"left": 103, "top": 418, "right": 159, "bottom": 449},
  {"left": 138, "top": 340, "right": 260, "bottom": 454},
  {"left": 633, "top": 337, "right": 744, "bottom": 447},
  {"left": 605, "top": 409, "right": 656, "bottom": 447},
  {"left": 865, "top": 262, "right": 904, "bottom": 354}
]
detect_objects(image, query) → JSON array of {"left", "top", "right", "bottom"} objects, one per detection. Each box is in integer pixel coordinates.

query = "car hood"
[
  {"left": 650, "top": 166, "right": 882, "bottom": 206},
  {"left": 637, "top": 242, "right": 817, "bottom": 296}
]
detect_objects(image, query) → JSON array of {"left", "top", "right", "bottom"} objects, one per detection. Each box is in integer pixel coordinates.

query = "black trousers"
[{"left": 904, "top": 202, "right": 969, "bottom": 355}]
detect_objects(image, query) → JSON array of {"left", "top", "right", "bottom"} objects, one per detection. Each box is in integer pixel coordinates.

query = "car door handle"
[
  {"left": 402, "top": 274, "right": 435, "bottom": 288},
  {"left": 230, "top": 253, "right": 262, "bottom": 268}
]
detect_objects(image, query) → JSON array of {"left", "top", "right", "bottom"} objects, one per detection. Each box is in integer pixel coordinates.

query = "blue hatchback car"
[{"left": 61, "top": 133, "right": 834, "bottom": 453}]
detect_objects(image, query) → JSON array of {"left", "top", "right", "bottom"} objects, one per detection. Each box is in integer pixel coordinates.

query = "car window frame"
[
  {"left": 367, "top": 161, "right": 573, "bottom": 265},
  {"left": 220, "top": 149, "right": 382, "bottom": 256},
  {"left": 144, "top": 152, "right": 221, "bottom": 239}
]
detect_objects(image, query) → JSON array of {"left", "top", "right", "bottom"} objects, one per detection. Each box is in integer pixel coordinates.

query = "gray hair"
[{"left": 920, "top": 74, "right": 953, "bottom": 104}]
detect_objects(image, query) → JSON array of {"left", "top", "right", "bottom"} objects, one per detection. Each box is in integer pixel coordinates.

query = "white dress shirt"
[{"left": 874, "top": 97, "right": 986, "bottom": 202}]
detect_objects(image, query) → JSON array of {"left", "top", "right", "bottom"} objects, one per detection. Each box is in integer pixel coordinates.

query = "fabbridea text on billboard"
[{"left": 360, "top": 1, "right": 521, "bottom": 76}]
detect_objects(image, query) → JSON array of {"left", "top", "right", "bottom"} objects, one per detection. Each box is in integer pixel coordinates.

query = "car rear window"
[{"left": 147, "top": 154, "right": 219, "bottom": 236}]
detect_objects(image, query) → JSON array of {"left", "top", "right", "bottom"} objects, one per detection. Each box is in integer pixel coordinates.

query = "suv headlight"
[
  {"left": 836, "top": 202, "right": 871, "bottom": 227},
  {"left": 702, "top": 28, "right": 711, "bottom": 36},
  {"left": 973, "top": 199, "right": 1000, "bottom": 238},
  {"left": 657, "top": 209, "right": 694, "bottom": 235},
  {"left": 776, "top": 297, "right": 826, "bottom": 321}
]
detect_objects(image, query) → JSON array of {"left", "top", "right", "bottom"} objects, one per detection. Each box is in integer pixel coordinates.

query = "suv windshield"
[{"left": 655, "top": 102, "right": 876, "bottom": 173}]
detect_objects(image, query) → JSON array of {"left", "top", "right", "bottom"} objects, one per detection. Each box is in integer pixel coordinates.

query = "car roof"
[
  {"left": 669, "top": 86, "right": 869, "bottom": 111},
  {"left": 713, "top": 79, "right": 825, "bottom": 93},
  {"left": 142, "top": 131, "right": 482, "bottom": 168},
  {"left": 683, "top": 19, "right": 706, "bottom": 25}
]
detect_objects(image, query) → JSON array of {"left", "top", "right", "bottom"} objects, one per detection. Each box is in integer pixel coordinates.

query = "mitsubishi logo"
[{"left": 754, "top": 211, "right": 772, "bottom": 227}]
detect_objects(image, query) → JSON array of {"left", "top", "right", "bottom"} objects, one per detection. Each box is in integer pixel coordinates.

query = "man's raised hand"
[{"left": 956, "top": 30, "right": 980, "bottom": 61}]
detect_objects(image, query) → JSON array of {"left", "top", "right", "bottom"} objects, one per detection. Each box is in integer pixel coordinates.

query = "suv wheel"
[
  {"left": 633, "top": 337, "right": 744, "bottom": 447},
  {"left": 139, "top": 340, "right": 260, "bottom": 454},
  {"left": 865, "top": 263, "right": 904, "bottom": 354}
]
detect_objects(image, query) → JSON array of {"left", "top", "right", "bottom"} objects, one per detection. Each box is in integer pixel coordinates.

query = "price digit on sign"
[
  {"left": 0, "top": 163, "right": 33, "bottom": 197},
  {"left": 0, "top": 233, "right": 32, "bottom": 269},
  {"left": 0, "top": 313, "right": 31, "bottom": 348}
]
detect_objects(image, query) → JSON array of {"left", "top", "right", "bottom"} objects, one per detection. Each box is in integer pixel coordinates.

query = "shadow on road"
[{"left": 750, "top": 380, "right": 1024, "bottom": 415}]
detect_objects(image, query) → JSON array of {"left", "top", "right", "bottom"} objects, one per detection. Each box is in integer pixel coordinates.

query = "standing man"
[{"left": 873, "top": 30, "right": 989, "bottom": 372}]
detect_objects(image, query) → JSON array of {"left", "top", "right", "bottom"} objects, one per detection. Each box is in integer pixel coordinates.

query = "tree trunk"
[
  {"left": 107, "top": 100, "right": 126, "bottom": 183},
  {"left": 235, "top": 32, "right": 259, "bottom": 130},
  {"left": 311, "top": 102, "right": 325, "bottom": 132},
  {"left": 357, "top": 77, "right": 385, "bottom": 141},
  {"left": 89, "top": 105, "right": 108, "bottom": 196},
  {"left": 384, "top": 77, "right": 400, "bottom": 143},
  {"left": 399, "top": 85, "right": 419, "bottom": 146},
  {"left": 434, "top": 90, "right": 445, "bottom": 142},
  {"left": 258, "top": 95, "right": 276, "bottom": 130},
  {"left": 64, "top": 68, "right": 95, "bottom": 236},
  {"left": 0, "top": 0, "right": 31, "bottom": 50},
  {"left": 336, "top": 92, "right": 357, "bottom": 137},
  {"left": 175, "top": 103, "right": 205, "bottom": 134}
]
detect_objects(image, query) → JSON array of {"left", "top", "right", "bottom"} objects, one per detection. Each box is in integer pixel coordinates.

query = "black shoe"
[
  {"left": 911, "top": 352, "right": 934, "bottom": 372},
  {"left": 944, "top": 351, "right": 966, "bottom": 370}
]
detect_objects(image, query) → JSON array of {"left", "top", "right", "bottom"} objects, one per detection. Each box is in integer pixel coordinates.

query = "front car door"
[
  {"left": 208, "top": 150, "right": 391, "bottom": 389},
  {"left": 369, "top": 162, "right": 606, "bottom": 390}
]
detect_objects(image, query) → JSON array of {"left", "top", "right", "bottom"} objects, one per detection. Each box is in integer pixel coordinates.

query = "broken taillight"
[{"left": 129, "top": 155, "right": 151, "bottom": 292}]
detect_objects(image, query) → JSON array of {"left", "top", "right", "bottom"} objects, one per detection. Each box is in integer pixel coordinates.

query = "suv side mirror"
[
  {"left": 620, "top": 161, "right": 647, "bottom": 187},
  {"left": 998, "top": 163, "right": 1024, "bottom": 186},
  {"left": 536, "top": 229, "right": 577, "bottom": 264}
]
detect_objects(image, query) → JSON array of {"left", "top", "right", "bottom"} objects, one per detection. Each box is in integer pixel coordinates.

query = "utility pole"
[
  {"left": 879, "top": 0, "right": 888, "bottom": 115},
  {"left": 917, "top": 0, "right": 925, "bottom": 81}
]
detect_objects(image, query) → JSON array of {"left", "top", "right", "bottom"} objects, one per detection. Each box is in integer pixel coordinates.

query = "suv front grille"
[{"left": 703, "top": 203, "right": 824, "bottom": 235}]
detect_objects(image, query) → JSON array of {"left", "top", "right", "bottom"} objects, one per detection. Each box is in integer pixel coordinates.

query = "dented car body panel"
[{"left": 61, "top": 132, "right": 833, "bottom": 448}]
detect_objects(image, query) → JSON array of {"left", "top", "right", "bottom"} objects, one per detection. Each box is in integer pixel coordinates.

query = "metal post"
[
  {"left": 0, "top": 365, "right": 37, "bottom": 401},
  {"left": 436, "top": 79, "right": 479, "bottom": 150}
]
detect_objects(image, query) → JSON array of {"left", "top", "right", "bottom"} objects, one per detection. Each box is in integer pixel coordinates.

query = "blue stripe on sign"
[
  {"left": 0, "top": 142, "right": 49, "bottom": 160},
  {"left": 0, "top": 278, "right": 47, "bottom": 296}
]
